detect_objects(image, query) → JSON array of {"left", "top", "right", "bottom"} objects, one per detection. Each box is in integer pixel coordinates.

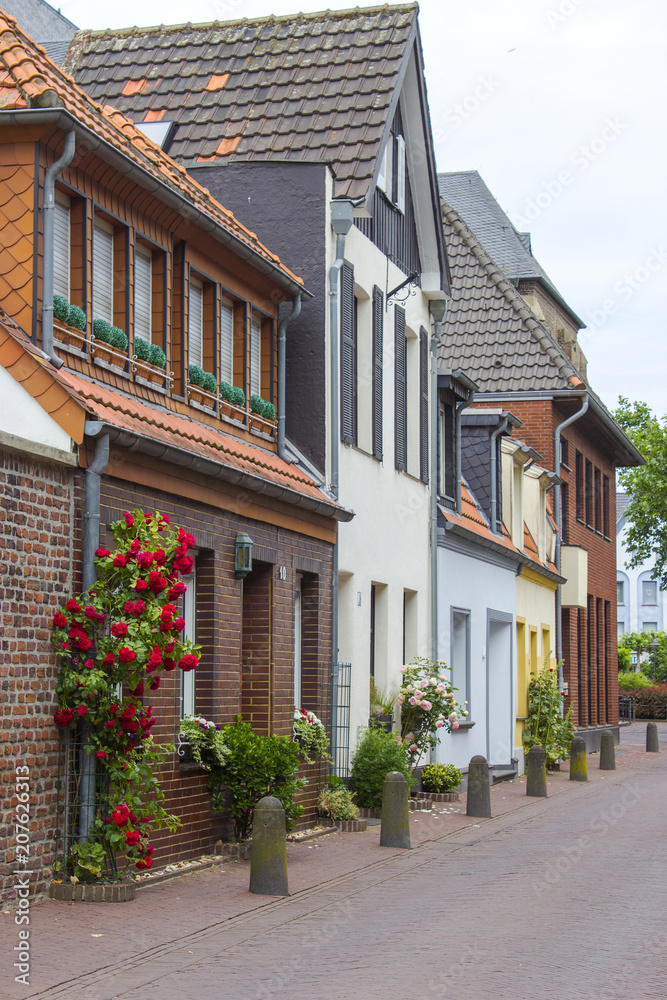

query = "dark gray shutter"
[
  {"left": 419, "top": 327, "right": 429, "bottom": 483},
  {"left": 394, "top": 305, "right": 406, "bottom": 470},
  {"left": 372, "top": 286, "right": 384, "bottom": 460},
  {"left": 340, "top": 261, "right": 356, "bottom": 444}
]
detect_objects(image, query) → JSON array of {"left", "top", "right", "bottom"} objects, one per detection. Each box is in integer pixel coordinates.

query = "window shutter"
[
  {"left": 340, "top": 260, "right": 356, "bottom": 444},
  {"left": 220, "top": 297, "right": 234, "bottom": 385},
  {"left": 92, "top": 221, "right": 114, "bottom": 323},
  {"left": 134, "top": 247, "right": 152, "bottom": 343},
  {"left": 189, "top": 277, "right": 203, "bottom": 367},
  {"left": 395, "top": 134, "right": 406, "bottom": 213},
  {"left": 419, "top": 327, "right": 429, "bottom": 483},
  {"left": 394, "top": 305, "right": 407, "bottom": 470},
  {"left": 250, "top": 316, "right": 261, "bottom": 396},
  {"left": 53, "top": 197, "right": 70, "bottom": 299},
  {"left": 372, "top": 286, "right": 384, "bottom": 459}
]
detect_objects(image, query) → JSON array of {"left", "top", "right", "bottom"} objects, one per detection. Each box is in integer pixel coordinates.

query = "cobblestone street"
[{"left": 3, "top": 723, "right": 666, "bottom": 1000}]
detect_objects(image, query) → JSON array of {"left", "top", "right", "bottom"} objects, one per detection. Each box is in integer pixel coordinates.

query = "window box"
[
  {"left": 53, "top": 318, "right": 87, "bottom": 352},
  {"left": 187, "top": 382, "right": 217, "bottom": 410},
  {"left": 249, "top": 412, "right": 276, "bottom": 436},
  {"left": 219, "top": 397, "right": 247, "bottom": 424},
  {"left": 91, "top": 339, "right": 128, "bottom": 369},
  {"left": 133, "top": 357, "right": 166, "bottom": 386}
]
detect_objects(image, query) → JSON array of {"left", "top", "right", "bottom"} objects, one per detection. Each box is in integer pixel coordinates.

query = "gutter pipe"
[
  {"left": 277, "top": 294, "right": 302, "bottom": 462},
  {"left": 553, "top": 393, "right": 589, "bottom": 686},
  {"left": 490, "top": 416, "right": 512, "bottom": 535},
  {"left": 42, "top": 129, "right": 75, "bottom": 368},
  {"left": 429, "top": 300, "right": 447, "bottom": 664}
]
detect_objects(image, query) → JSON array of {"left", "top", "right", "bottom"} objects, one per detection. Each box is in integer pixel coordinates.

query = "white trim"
[{"left": 395, "top": 134, "right": 406, "bottom": 214}]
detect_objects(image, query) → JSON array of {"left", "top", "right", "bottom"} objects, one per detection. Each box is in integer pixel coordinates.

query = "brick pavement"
[{"left": 2, "top": 721, "right": 666, "bottom": 1000}]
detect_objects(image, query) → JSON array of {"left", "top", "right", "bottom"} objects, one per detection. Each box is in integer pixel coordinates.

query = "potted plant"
[
  {"left": 292, "top": 708, "right": 331, "bottom": 763},
  {"left": 134, "top": 338, "right": 167, "bottom": 385},
  {"left": 369, "top": 679, "right": 396, "bottom": 732},
  {"left": 249, "top": 394, "right": 276, "bottom": 432},
  {"left": 219, "top": 380, "right": 246, "bottom": 419},
  {"left": 92, "top": 319, "right": 129, "bottom": 367},
  {"left": 188, "top": 364, "right": 217, "bottom": 408},
  {"left": 178, "top": 714, "right": 230, "bottom": 770},
  {"left": 53, "top": 295, "right": 87, "bottom": 349},
  {"left": 420, "top": 763, "right": 462, "bottom": 801}
]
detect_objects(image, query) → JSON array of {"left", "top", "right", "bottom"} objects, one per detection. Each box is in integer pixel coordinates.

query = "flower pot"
[
  {"left": 368, "top": 714, "right": 393, "bottom": 733},
  {"left": 134, "top": 357, "right": 166, "bottom": 385},
  {"left": 54, "top": 318, "right": 87, "bottom": 351},
  {"left": 219, "top": 398, "right": 246, "bottom": 423},
  {"left": 188, "top": 383, "right": 217, "bottom": 409},
  {"left": 92, "top": 340, "right": 128, "bottom": 369}
]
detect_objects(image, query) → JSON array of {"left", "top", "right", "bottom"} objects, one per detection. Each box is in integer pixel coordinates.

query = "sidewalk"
[{"left": 2, "top": 721, "right": 664, "bottom": 999}]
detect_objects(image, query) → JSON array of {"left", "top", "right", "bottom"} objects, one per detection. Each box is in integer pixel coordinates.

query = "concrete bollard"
[
  {"left": 526, "top": 745, "right": 548, "bottom": 797},
  {"left": 599, "top": 729, "right": 616, "bottom": 770},
  {"left": 466, "top": 755, "right": 491, "bottom": 818},
  {"left": 569, "top": 736, "right": 588, "bottom": 781},
  {"left": 380, "top": 771, "right": 410, "bottom": 848},
  {"left": 647, "top": 722, "right": 659, "bottom": 753},
  {"left": 249, "top": 796, "right": 289, "bottom": 896}
]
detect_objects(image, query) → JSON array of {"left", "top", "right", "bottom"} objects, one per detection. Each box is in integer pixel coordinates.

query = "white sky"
[{"left": 58, "top": 0, "right": 667, "bottom": 416}]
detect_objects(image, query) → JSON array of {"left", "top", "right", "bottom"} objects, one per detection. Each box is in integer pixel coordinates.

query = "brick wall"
[{"left": 0, "top": 450, "right": 79, "bottom": 904}]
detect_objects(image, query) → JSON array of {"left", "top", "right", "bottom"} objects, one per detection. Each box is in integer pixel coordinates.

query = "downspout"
[
  {"left": 328, "top": 201, "right": 354, "bottom": 768},
  {"left": 277, "top": 294, "right": 302, "bottom": 462},
  {"left": 42, "top": 130, "right": 75, "bottom": 368},
  {"left": 490, "top": 416, "right": 512, "bottom": 535},
  {"left": 79, "top": 421, "right": 110, "bottom": 841},
  {"left": 429, "top": 300, "right": 447, "bottom": 664},
  {"left": 454, "top": 398, "right": 469, "bottom": 515},
  {"left": 553, "top": 393, "right": 589, "bottom": 689}
]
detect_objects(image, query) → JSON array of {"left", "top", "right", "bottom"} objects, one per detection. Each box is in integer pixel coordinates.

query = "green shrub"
[
  {"left": 188, "top": 365, "right": 216, "bottom": 393},
  {"left": 201, "top": 371, "right": 217, "bottom": 393},
  {"left": 350, "top": 726, "right": 414, "bottom": 811},
  {"left": 421, "top": 763, "right": 462, "bottom": 793},
  {"left": 53, "top": 295, "right": 70, "bottom": 322},
  {"left": 220, "top": 381, "right": 246, "bottom": 408},
  {"left": 67, "top": 304, "right": 87, "bottom": 331},
  {"left": 317, "top": 785, "right": 359, "bottom": 821},
  {"left": 250, "top": 394, "right": 276, "bottom": 421},
  {"left": 149, "top": 344, "right": 166, "bottom": 369},
  {"left": 93, "top": 319, "right": 128, "bottom": 351},
  {"left": 208, "top": 718, "right": 304, "bottom": 840},
  {"left": 523, "top": 660, "right": 574, "bottom": 767},
  {"left": 630, "top": 684, "right": 667, "bottom": 719},
  {"left": 134, "top": 337, "right": 153, "bottom": 362},
  {"left": 618, "top": 670, "right": 652, "bottom": 691}
]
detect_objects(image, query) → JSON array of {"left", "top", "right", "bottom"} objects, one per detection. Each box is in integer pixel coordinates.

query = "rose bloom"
[
  {"left": 113, "top": 554, "right": 127, "bottom": 568},
  {"left": 66, "top": 600, "right": 81, "bottom": 612},
  {"left": 452, "top": 721, "right": 459, "bottom": 731},
  {"left": 168, "top": 581, "right": 187, "bottom": 599},
  {"left": 436, "top": 720, "right": 444, "bottom": 729},
  {"left": 420, "top": 700, "right": 432, "bottom": 711},
  {"left": 123, "top": 512, "right": 134, "bottom": 527},
  {"left": 95, "top": 547, "right": 111, "bottom": 558},
  {"left": 409, "top": 696, "right": 418, "bottom": 706},
  {"left": 54, "top": 707, "right": 74, "bottom": 726},
  {"left": 137, "top": 552, "right": 154, "bottom": 570},
  {"left": 135, "top": 579, "right": 149, "bottom": 592},
  {"left": 178, "top": 653, "right": 198, "bottom": 672},
  {"left": 84, "top": 605, "right": 98, "bottom": 620},
  {"left": 53, "top": 612, "right": 67, "bottom": 627},
  {"left": 125, "top": 830, "right": 141, "bottom": 846},
  {"left": 149, "top": 676, "right": 160, "bottom": 691},
  {"left": 84, "top": 659, "right": 95, "bottom": 669},
  {"left": 95, "top": 750, "right": 107, "bottom": 759},
  {"left": 110, "top": 622, "right": 129, "bottom": 638},
  {"left": 118, "top": 647, "right": 136, "bottom": 663},
  {"left": 76, "top": 705, "right": 88, "bottom": 717},
  {"left": 105, "top": 721, "right": 115, "bottom": 730},
  {"left": 409, "top": 744, "right": 419, "bottom": 753}
]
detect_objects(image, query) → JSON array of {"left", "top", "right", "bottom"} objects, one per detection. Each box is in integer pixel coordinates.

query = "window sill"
[
  {"left": 452, "top": 720, "right": 475, "bottom": 730},
  {"left": 135, "top": 375, "right": 168, "bottom": 394},
  {"left": 54, "top": 338, "right": 88, "bottom": 360},
  {"left": 92, "top": 356, "right": 131, "bottom": 379}
]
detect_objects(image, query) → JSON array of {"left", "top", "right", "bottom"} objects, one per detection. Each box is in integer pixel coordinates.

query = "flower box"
[
  {"left": 249, "top": 413, "right": 276, "bottom": 435},
  {"left": 92, "top": 339, "right": 129, "bottom": 369},
  {"left": 187, "top": 383, "right": 217, "bottom": 410},
  {"left": 53, "top": 318, "right": 87, "bottom": 351},
  {"left": 133, "top": 357, "right": 166, "bottom": 386},
  {"left": 219, "top": 398, "right": 247, "bottom": 423}
]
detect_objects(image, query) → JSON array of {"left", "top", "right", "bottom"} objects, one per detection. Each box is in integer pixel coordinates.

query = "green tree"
[
  {"left": 615, "top": 398, "right": 667, "bottom": 586},
  {"left": 618, "top": 630, "right": 667, "bottom": 683}
]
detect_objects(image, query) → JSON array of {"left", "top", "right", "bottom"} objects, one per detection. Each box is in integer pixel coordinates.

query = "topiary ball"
[
  {"left": 229, "top": 386, "right": 246, "bottom": 408},
  {"left": 188, "top": 364, "right": 205, "bottom": 388},
  {"left": 149, "top": 344, "right": 166, "bottom": 369},
  {"left": 134, "top": 337, "right": 153, "bottom": 362},
  {"left": 67, "top": 304, "right": 87, "bottom": 331},
  {"left": 53, "top": 295, "right": 70, "bottom": 322}
]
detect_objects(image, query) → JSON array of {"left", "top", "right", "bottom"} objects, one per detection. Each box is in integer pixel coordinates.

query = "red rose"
[
  {"left": 145, "top": 844, "right": 154, "bottom": 855},
  {"left": 109, "top": 703, "right": 120, "bottom": 715},
  {"left": 134, "top": 579, "right": 149, "bottom": 592},
  {"left": 165, "top": 640, "right": 176, "bottom": 653},
  {"left": 148, "top": 676, "right": 160, "bottom": 691},
  {"left": 121, "top": 705, "right": 136, "bottom": 720},
  {"left": 135, "top": 860, "right": 146, "bottom": 870},
  {"left": 173, "top": 617, "right": 186, "bottom": 633},
  {"left": 113, "top": 554, "right": 127, "bottom": 568},
  {"left": 84, "top": 605, "right": 98, "bottom": 620},
  {"left": 178, "top": 654, "right": 198, "bottom": 672},
  {"left": 112, "top": 806, "right": 130, "bottom": 826},
  {"left": 61, "top": 641, "right": 70, "bottom": 650},
  {"left": 137, "top": 552, "right": 154, "bottom": 570},
  {"left": 53, "top": 612, "right": 67, "bottom": 627},
  {"left": 95, "top": 750, "right": 107, "bottom": 759},
  {"left": 111, "top": 622, "right": 129, "bottom": 638},
  {"left": 125, "top": 830, "right": 141, "bottom": 846},
  {"left": 140, "top": 816, "right": 151, "bottom": 823},
  {"left": 132, "top": 683, "right": 145, "bottom": 697},
  {"left": 173, "top": 555, "right": 194, "bottom": 576},
  {"left": 154, "top": 549, "right": 167, "bottom": 566},
  {"left": 123, "top": 512, "right": 134, "bottom": 527},
  {"left": 162, "top": 657, "right": 176, "bottom": 671},
  {"left": 103, "top": 653, "right": 115, "bottom": 666},
  {"left": 178, "top": 528, "right": 196, "bottom": 549},
  {"left": 78, "top": 636, "right": 93, "bottom": 652},
  {"left": 95, "top": 547, "right": 111, "bottom": 558},
  {"left": 54, "top": 708, "right": 74, "bottom": 726},
  {"left": 143, "top": 857, "right": 153, "bottom": 869},
  {"left": 66, "top": 600, "right": 81, "bottom": 612},
  {"left": 148, "top": 572, "right": 168, "bottom": 594},
  {"left": 128, "top": 538, "right": 141, "bottom": 557},
  {"left": 105, "top": 721, "right": 115, "bottom": 730},
  {"left": 84, "top": 659, "right": 94, "bottom": 669},
  {"left": 118, "top": 647, "right": 136, "bottom": 663},
  {"left": 168, "top": 582, "right": 187, "bottom": 599},
  {"left": 76, "top": 705, "right": 88, "bottom": 717}
]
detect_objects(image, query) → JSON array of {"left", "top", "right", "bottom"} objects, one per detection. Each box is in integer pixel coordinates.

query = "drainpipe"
[
  {"left": 490, "top": 416, "right": 511, "bottom": 535},
  {"left": 277, "top": 294, "right": 302, "bottom": 462},
  {"left": 42, "top": 130, "right": 75, "bottom": 368},
  {"left": 553, "top": 393, "right": 589, "bottom": 687},
  {"left": 454, "top": 398, "right": 469, "bottom": 515},
  {"left": 79, "top": 422, "right": 110, "bottom": 841},
  {"left": 328, "top": 201, "right": 354, "bottom": 767},
  {"left": 429, "top": 300, "right": 447, "bottom": 664}
]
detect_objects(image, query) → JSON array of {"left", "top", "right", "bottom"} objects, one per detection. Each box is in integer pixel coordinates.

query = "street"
[{"left": 3, "top": 723, "right": 667, "bottom": 1000}]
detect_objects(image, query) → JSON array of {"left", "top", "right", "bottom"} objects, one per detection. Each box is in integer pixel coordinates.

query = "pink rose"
[{"left": 452, "top": 721, "right": 459, "bottom": 730}]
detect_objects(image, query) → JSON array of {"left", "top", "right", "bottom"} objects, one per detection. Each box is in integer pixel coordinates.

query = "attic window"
[
  {"left": 377, "top": 131, "right": 406, "bottom": 214},
  {"left": 135, "top": 120, "right": 175, "bottom": 150}
]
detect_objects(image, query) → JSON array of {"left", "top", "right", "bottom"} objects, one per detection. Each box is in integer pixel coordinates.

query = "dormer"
[
  {"left": 460, "top": 408, "right": 521, "bottom": 534},
  {"left": 501, "top": 439, "right": 541, "bottom": 551}
]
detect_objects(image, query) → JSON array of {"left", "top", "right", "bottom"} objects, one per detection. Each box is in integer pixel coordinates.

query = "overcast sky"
[{"left": 58, "top": 0, "right": 667, "bottom": 417}]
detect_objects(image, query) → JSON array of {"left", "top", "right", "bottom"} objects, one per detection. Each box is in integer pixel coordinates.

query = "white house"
[{"left": 617, "top": 492, "right": 665, "bottom": 641}]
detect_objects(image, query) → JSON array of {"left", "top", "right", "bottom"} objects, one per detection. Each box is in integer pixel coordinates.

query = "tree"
[
  {"left": 618, "top": 631, "right": 667, "bottom": 683},
  {"left": 615, "top": 398, "right": 667, "bottom": 588}
]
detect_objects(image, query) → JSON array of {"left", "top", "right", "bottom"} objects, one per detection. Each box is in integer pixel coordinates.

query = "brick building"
[
  {"left": 438, "top": 172, "right": 642, "bottom": 750},
  {"left": 0, "top": 14, "right": 349, "bottom": 902}
]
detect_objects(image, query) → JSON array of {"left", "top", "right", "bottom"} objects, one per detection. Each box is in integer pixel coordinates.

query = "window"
[
  {"left": 642, "top": 580, "right": 658, "bottom": 605},
  {"left": 560, "top": 435, "right": 569, "bottom": 469},
  {"left": 617, "top": 580, "right": 625, "bottom": 604},
  {"left": 394, "top": 134, "right": 406, "bottom": 213},
  {"left": 92, "top": 219, "right": 114, "bottom": 323},
  {"left": 249, "top": 314, "right": 262, "bottom": 397},
  {"left": 220, "top": 296, "right": 234, "bottom": 386},
  {"left": 377, "top": 124, "right": 406, "bottom": 214},
  {"left": 575, "top": 451, "right": 584, "bottom": 521},
  {"left": 617, "top": 622, "right": 625, "bottom": 639},
  {"left": 439, "top": 397, "right": 455, "bottom": 506},
  {"left": 180, "top": 564, "right": 196, "bottom": 719},
  {"left": 188, "top": 277, "right": 204, "bottom": 368},
  {"left": 53, "top": 192, "right": 70, "bottom": 300},
  {"left": 585, "top": 459, "right": 593, "bottom": 526},
  {"left": 394, "top": 306, "right": 407, "bottom": 470},
  {"left": 134, "top": 245, "right": 152, "bottom": 343},
  {"left": 643, "top": 622, "right": 658, "bottom": 633},
  {"left": 340, "top": 259, "right": 357, "bottom": 444},
  {"left": 293, "top": 575, "right": 302, "bottom": 709},
  {"left": 602, "top": 475, "right": 610, "bottom": 537},
  {"left": 371, "top": 286, "right": 383, "bottom": 459},
  {"left": 594, "top": 468, "right": 601, "bottom": 533},
  {"left": 451, "top": 609, "right": 470, "bottom": 712},
  {"left": 419, "top": 328, "right": 429, "bottom": 483}
]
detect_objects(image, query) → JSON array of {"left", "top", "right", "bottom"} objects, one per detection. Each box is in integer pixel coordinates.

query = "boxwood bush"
[
  {"left": 350, "top": 725, "right": 414, "bottom": 811},
  {"left": 92, "top": 319, "right": 128, "bottom": 352},
  {"left": 67, "top": 304, "right": 87, "bottom": 331},
  {"left": 220, "top": 381, "right": 246, "bottom": 408},
  {"left": 250, "top": 394, "right": 276, "bottom": 422},
  {"left": 134, "top": 338, "right": 167, "bottom": 370},
  {"left": 53, "top": 295, "right": 69, "bottom": 322},
  {"left": 188, "top": 365, "right": 217, "bottom": 394}
]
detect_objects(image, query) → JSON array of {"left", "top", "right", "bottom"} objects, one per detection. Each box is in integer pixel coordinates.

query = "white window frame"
[
  {"left": 53, "top": 191, "right": 71, "bottom": 300},
  {"left": 180, "top": 565, "right": 196, "bottom": 719},
  {"left": 377, "top": 137, "right": 392, "bottom": 196},
  {"left": 220, "top": 295, "right": 234, "bottom": 385},
  {"left": 643, "top": 622, "right": 658, "bottom": 633},
  {"left": 250, "top": 315, "right": 262, "bottom": 397},
  {"left": 188, "top": 276, "right": 204, "bottom": 369},
  {"left": 451, "top": 608, "right": 471, "bottom": 716},
  {"left": 134, "top": 244, "right": 152, "bottom": 344},
  {"left": 617, "top": 580, "right": 625, "bottom": 605},
  {"left": 642, "top": 579, "right": 658, "bottom": 606},
  {"left": 293, "top": 574, "right": 302, "bottom": 710},
  {"left": 395, "top": 134, "right": 406, "bottom": 213},
  {"left": 92, "top": 218, "right": 114, "bottom": 324}
]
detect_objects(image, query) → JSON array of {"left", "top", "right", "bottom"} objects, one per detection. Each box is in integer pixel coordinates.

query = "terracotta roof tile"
[{"left": 0, "top": 11, "right": 303, "bottom": 289}]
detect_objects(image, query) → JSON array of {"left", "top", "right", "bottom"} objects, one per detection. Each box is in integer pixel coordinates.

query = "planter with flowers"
[
  {"left": 292, "top": 708, "right": 331, "bottom": 764},
  {"left": 399, "top": 657, "right": 467, "bottom": 767},
  {"left": 219, "top": 380, "right": 246, "bottom": 422},
  {"left": 50, "top": 509, "right": 201, "bottom": 894},
  {"left": 178, "top": 714, "right": 230, "bottom": 771}
]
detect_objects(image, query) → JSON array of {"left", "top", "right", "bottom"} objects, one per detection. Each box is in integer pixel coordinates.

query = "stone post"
[
  {"left": 526, "top": 745, "right": 548, "bottom": 797},
  {"left": 569, "top": 736, "right": 588, "bottom": 781},
  {"left": 647, "top": 721, "right": 659, "bottom": 753},
  {"left": 599, "top": 729, "right": 616, "bottom": 770},
  {"left": 249, "top": 796, "right": 289, "bottom": 896},
  {"left": 466, "top": 755, "right": 491, "bottom": 818},
  {"left": 380, "top": 771, "right": 410, "bottom": 848}
]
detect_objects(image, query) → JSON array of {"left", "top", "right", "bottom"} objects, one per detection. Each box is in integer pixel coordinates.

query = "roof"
[
  {"left": 1, "top": 0, "right": 76, "bottom": 65},
  {"left": 64, "top": 3, "right": 419, "bottom": 200},
  {"left": 0, "top": 10, "right": 303, "bottom": 292},
  {"left": 438, "top": 196, "right": 580, "bottom": 392},
  {"left": 0, "top": 312, "right": 348, "bottom": 519},
  {"left": 438, "top": 171, "right": 584, "bottom": 328}
]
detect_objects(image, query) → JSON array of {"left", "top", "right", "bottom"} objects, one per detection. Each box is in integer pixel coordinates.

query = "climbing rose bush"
[
  {"left": 51, "top": 509, "right": 201, "bottom": 875},
  {"left": 399, "top": 657, "right": 467, "bottom": 765}
]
